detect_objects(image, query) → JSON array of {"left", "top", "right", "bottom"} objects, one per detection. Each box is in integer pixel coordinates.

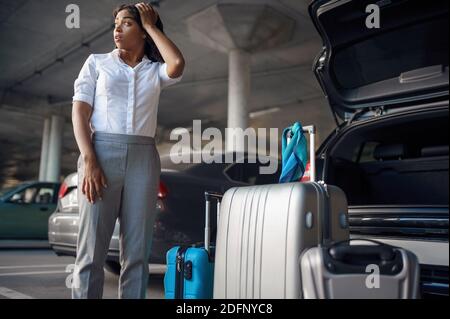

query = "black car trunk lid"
[{"left": 309, "top": 0, "right": 449, "bottom": 122}]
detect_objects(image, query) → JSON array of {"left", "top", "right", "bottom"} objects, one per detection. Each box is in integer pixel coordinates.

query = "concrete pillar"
[
  {"left": 46, "top": 115, "right": 64, "bottom": 182},
  {"left": 227, "top": 49, "right": 251, "bottom": 153},
  {"left": 186, "top": 3, "right": 296, "bottom": 154},
  {"left": 38, "top": 117, "right": 51, "bottom": 181}
]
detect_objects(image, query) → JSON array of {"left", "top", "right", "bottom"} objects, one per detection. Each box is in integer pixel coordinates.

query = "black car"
[
  {"left": 48, "top": 152, "right": 280, "bottom": 273},
  {"left": 308, "top": 0, "right": 448, "bottom": 298}
]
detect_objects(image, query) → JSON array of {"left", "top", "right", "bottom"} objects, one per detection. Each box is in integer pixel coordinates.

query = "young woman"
[{"left": 71, "top": 2, "right": 185, "bottom": 299}]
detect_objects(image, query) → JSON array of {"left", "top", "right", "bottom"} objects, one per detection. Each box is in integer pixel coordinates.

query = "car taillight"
[
  {"left": 58, "top": 182, "right": 68, "bottom": 199},
  {"left": 158, "top": 181, "right": 168, "bottom": 199},
  {"left": 300, "top": 162, "right": 311, "bottom": 182}
]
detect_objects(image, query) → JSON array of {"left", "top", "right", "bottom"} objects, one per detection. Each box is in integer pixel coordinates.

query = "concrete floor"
[{"left": 0, "top": 247, "right": 165, "bottom": 299}]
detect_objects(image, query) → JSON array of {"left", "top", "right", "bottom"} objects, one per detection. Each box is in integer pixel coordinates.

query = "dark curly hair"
[{"left": 113, "top": 3, "right": 164, "bottom": 63}]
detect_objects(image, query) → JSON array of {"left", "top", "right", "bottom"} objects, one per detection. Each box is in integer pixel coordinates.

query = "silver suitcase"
[
  {"left": 213, "top": 125, "right": 350, "bottom": 299},
  {"left": 300, "top": 239, "right": 421, "bottom": 299}
]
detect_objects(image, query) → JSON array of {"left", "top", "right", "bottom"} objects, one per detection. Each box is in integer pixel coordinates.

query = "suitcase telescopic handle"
[
  {"left": 204, "top": 191, "right": 223, "bottom": 253},
  {"left": 287, "top": 125, "right": 316, "bottom": 182},
  {"left": 302, "top": 125, "right": 316, "bottom": 183}
]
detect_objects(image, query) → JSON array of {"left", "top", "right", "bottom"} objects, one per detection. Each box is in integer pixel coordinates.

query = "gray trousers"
[{"left": 72, "top": 132, "right": 161, "bottom": 299}]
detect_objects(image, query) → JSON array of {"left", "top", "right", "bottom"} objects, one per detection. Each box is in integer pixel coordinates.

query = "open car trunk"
[
  {"left": 309, "top": 0, "right": 449, "bottom": 298},
  {"left": 326, "top": 107, "right": 448, "bottom": 208},
  {"left": 325, "top": 106, "right": 449, "bottom": 298}
]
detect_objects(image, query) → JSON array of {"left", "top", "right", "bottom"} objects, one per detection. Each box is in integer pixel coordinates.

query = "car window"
[
  {"left": 163, "top": 153, "right": 230, "bottom": 179},
  {"left": 35, "top": 187, "right": 54, "bottom": 204},
  {"left": 9, "top": 186, "right": 38, "bottom": 204},
  {"left": 224, "top": 160, "right": 281, "bottom": 185},
  {"left": 358, "top": 142, "right": 380, "bottom": 163},
  {"left": 225, "top": 162, "right": 251, "bottom": 184},
  {"left": 160, "top": 155, "right": 198, "bottom": 171}
]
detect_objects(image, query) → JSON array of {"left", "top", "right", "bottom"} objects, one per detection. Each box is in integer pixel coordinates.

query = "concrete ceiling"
[{"left": 0, "top": 0, "right": 337, "bottom": 187}]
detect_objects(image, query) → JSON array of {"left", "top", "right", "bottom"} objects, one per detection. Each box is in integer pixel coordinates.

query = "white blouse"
[{"left": 72, "top": 48, "right": 183, "bottom": 138}]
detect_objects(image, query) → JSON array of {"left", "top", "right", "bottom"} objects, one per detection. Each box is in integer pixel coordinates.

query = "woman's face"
[{"left": 114, "top": 9, "right": 145, "bottom": 50}]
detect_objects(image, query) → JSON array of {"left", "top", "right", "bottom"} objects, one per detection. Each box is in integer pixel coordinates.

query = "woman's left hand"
[{"left": 135, "top": 2, "right": 159, "bottom": 28}]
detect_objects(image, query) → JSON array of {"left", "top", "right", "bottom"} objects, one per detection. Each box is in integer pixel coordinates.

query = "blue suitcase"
[{"left": 164, "top": 192, "right": 222, "bottom": 299}]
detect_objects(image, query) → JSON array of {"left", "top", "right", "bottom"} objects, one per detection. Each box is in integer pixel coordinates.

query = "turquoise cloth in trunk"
[{"left": 279, "top": 122, "right": 308, "bottom": 183}]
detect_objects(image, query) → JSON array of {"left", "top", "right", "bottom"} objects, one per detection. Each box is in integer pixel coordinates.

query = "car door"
[
  {"left": 0, "top": 184, "right": 56, "bottom": 239},
  {"left": 33, "top": 184, "right": 58, "bottom": 238}
]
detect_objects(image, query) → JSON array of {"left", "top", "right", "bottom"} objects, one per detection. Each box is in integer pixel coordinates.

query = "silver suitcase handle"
[{"left": 204, "top": 191, "right": 223, "bottom": 253}]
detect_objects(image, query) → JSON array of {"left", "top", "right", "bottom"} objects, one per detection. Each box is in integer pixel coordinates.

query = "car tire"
[{"left": 104, "top": 261, "right": 121, "bottom": 276}]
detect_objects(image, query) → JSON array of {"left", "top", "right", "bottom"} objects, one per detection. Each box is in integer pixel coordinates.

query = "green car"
[{"left": 0, "top": 181, "right": 61, "bottom": 239}]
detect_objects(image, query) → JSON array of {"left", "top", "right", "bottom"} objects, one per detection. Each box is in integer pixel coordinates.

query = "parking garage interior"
[
  {"left": 0, "top": 0, "right": 336, "bottom": 188},
  {"left": 0, "top": 0, "right": 447, "bottom": 301}
]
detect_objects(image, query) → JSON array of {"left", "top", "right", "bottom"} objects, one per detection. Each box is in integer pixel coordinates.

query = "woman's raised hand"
[{"left": 135, "top": 2, "right": 159, "bottom": 28}]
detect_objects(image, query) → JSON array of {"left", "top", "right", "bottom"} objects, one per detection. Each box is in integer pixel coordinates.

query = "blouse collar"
[{"left": 112, "top": 48, "right": 151, "bottom": 67}]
